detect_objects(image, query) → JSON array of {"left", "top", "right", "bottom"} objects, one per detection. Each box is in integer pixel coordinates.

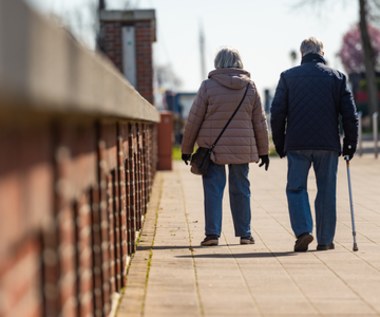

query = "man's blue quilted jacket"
[{"left": 270, "top": 53, "right": 358, "bottom": 154}]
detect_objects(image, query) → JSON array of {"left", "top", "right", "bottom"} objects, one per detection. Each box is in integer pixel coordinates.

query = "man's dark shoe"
[
  {"left": 240, "top": 236, "right": 255, "bottom": 244},
  {"left": 316, "top": 243, "right": 335, "bottom": 251},
  {"left": 200, "top": 235, "right": 219, "bottom": 246},
  {"left": 294, "top": 233, "right": 313, "bottom": 252}
]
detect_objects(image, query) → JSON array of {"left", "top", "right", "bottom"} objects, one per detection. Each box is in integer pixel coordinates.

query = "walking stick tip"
[{"left": 353, "top": 243, "right": 359, "bottom": 252}]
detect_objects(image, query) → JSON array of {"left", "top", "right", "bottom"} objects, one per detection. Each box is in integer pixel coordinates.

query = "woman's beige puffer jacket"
[{"left": 181, "top": 68, "right": 269, "bottom": 165}]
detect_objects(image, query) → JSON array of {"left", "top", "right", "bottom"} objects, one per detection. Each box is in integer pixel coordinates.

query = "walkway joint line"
[{"left": 179, "top": 169, "right": 205, "bottom": 317}]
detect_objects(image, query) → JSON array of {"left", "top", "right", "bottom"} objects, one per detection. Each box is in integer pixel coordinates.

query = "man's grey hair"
[
  {"left": 300, "top": 37, "right": 324, "bottom": 56},
  {"left": 214, "top": 47, "right": 244, "bottom": 69}
]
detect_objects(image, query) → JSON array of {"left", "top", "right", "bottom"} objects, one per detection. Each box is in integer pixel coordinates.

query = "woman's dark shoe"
[
  {"left": 294, "top": 233, "right": 313, "bottom": 252},
  {"left": 200, "top": 235, "right": 219, "bottom": 246},
  {"left": 316, "top": 243, "right": 335, "bottom": 251},
  {"left": 240, "top": 236, "right": 255, "bottom": 244}
]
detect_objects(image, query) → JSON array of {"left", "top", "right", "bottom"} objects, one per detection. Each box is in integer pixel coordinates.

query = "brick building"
[{"left": 99, "top": 10, "right": 156, "bottom": 105}]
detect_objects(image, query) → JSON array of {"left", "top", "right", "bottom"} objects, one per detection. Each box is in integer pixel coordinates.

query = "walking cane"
[{"left": 345, "top": 156, "right": 359, "bottom": 252}]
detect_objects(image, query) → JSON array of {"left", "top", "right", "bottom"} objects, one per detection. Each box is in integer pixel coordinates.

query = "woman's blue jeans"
[
  {"left": 286, "top": 150, "right": 339, "bottom": 245},
  {"left": 202, "top": 162, "right": 251, "bottom": 238}
]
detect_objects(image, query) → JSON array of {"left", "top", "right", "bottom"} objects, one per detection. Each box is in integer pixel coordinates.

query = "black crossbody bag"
[{"left": 190, "top": 83, "right": 250, "bottom": 175}]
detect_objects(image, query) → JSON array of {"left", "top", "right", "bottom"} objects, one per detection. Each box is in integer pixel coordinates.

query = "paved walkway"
[{"left": 117, "top": 156, "right": 380, "bottom": 317}]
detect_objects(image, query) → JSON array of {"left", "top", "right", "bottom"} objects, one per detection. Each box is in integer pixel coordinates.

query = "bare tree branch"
[{"left": 294, "top": 0, "right": 379, "bottom": 116}]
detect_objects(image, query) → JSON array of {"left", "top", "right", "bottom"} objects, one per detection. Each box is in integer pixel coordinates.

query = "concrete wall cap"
[
  {"left": 0, "top": 1, "right": 159, "bottom": 123},
  {"left": 100, "top": 9, "right": 156, "bottom": 23}
]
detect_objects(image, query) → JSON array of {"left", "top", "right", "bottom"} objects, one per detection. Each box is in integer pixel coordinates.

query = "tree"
[
  {"left": 289, "top": 50, "right": 298, "bottom": 66},
  {"left": 295, "top": 0, "right": 380, "bottom": 116},
  {"left": 96, "top": 0, "right": 106, "bottom": 51},
  {"left": 98, "top": 0, "right": 106, "bottom": 10},
  {"left": 339, "top": 24, "right": 380, "bottom": 74},
  {"left": 359, "top": 0, "right": 379, "bottom": 115}
]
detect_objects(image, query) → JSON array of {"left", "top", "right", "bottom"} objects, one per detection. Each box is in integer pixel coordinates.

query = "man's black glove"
[
  {"left": 259, "top": 155, "right": 270, "bottom": 171},
  {"left": 181, "top": 153, "right": 192, "bottom": 165},
  {"left": 275, "top": 146, "right": 285, "bottom": 158},
  {"left": 343, "top": 143, "right": 356, "bottom": 161}
]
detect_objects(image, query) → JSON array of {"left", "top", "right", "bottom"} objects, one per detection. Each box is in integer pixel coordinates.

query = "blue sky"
[{"left": 26, "top": 0, "right": 358, "bottom": 93}]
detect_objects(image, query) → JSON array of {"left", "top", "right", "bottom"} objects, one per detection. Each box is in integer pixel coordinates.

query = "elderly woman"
[{"left": 181, "top": 47, "right": 269, "bottom": 246}]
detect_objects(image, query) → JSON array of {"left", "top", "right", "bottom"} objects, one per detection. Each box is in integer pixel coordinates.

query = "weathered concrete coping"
[
  {"left": 100, "top": 9, "right": 156, "bottom": 42},
  {"left": 0, "top": 0, "right": 159, "bottom": 123}
]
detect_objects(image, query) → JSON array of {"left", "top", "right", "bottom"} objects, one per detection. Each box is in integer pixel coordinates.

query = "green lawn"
[
  {"left": 172, "top": 141, "right": 278, "bottom": 160},
  {"left": 172, "top": 145, "right": 182, "bottom": 160}
]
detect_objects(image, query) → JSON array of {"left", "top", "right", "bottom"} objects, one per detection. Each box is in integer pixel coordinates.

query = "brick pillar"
[{"left": 100, "top": 10, "right": 156, "bottom": 105}]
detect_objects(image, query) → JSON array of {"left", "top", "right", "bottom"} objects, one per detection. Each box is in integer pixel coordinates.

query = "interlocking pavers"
[{"left": 117, "top": 157, "right": 380, "bottom": 316}]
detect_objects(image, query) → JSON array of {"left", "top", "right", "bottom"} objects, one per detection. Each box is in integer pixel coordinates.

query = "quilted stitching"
[{"left": 271, "top": 57, "right": 358, "bottom": 153}]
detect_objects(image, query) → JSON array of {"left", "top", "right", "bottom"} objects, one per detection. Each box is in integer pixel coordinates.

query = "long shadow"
[
  {"left": 176, "top": 251, "right": 296, "bottom": 259},
  {"left": 137, "top": 245, "right": 295, "bottom": 258},
  {"left": 137, "top": 245, "right": 204, "bottom": 251}
]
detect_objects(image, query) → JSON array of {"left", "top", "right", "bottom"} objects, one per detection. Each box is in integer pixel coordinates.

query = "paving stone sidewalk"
[{"left": 117, "top": 156, "right": 380, "bottom": 317}]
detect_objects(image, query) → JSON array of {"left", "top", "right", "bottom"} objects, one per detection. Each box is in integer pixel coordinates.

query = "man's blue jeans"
[
  {"left": 286, "top": 150, "right": 339, "bottom": 245},
  {"left": 202, "top": 162, "right": 251, "bottom": 238}
]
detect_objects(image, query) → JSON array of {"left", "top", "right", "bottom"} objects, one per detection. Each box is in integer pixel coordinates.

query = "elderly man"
[{"left": 270, "top": 37, "right": 358, "bottom": 252}]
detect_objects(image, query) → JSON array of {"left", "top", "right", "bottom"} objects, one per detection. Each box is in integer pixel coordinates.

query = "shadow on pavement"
[
  {"left": 138, "top": 245, "right": 296, "bottom": 258},
  {"left": 176, "top": 251, "right": 296, "bottom": 258},
  {"left": 137, "top": 245, "right": 204, "bottom": 251}
]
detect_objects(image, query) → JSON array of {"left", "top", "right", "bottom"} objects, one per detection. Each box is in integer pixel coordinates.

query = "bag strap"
[{"left": 211, "top": 83, "right": 250, "bottom": 150}]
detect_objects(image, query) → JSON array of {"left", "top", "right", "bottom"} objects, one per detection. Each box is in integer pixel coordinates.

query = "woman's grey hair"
[
  {"left": 214, "top": 47, "right": 244, "bottom": 69},
  {"left": 300, "top": 37, "right": 324, "bottom": 56}
]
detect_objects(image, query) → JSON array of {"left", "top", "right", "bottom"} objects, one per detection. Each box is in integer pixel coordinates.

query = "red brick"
[{"left": 0, "top": 237, "right": 41, "bottom": 317}]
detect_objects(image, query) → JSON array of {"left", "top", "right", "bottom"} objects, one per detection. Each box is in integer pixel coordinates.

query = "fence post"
[
  {"left": 373, "top": 112, "right": 378, "bottom": 159},
  {"left": 358, "top": 112, "right": 362, "bottom": 156}
]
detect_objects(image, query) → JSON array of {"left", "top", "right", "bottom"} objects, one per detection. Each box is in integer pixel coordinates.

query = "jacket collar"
[
  {"left": 208, "top": 68, "right": 250, "bottom": 78},
  {"left": 301, "top": 53, "right": 326, "bottom": 65},
  {"left": 208, "top": 68, "right": 251, "bottom": 90}
]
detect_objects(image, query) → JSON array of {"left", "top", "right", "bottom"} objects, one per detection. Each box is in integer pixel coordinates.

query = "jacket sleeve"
[
  {"left": 251, "top": 83, "right": 269, "bottom": 156},
  {"left": 181, "top": 81, "right": 208, "bottom": 154},
  {"left": 339, "top": 75, "right": 359, "bottom": 148},
  {"left": 270, "top": 74, "right": 288, "bottom": 153}
]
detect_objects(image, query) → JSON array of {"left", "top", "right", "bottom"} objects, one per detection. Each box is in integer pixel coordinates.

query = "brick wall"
[
  {"left": 135, "top": 21, "right": 155, "bottom": 104},
  {"left": 101, "top": 22, "right": 123, "bottom": 72},
  {"left": 0, "top": 2, "right": 159, "bottom": 317},
  {"left": 0, "top": 120, "right": 51, "bottom": 316},
  {"left": 0, "top": 118, "right": 156, "bottom": 317}
]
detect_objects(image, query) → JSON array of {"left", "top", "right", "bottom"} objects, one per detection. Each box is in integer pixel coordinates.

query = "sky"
[{"left": 26, "top": 0, "right": 359, "bottom": 94}]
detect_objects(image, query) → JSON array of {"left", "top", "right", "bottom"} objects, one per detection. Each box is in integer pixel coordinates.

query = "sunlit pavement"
[{"left": 117, "top": 156, "right": 380, "bottom": 317}]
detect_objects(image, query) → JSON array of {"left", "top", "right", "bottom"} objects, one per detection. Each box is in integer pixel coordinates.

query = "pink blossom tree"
[{"left": 339, "top": 23, "right": 380, "bottom": 74}]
